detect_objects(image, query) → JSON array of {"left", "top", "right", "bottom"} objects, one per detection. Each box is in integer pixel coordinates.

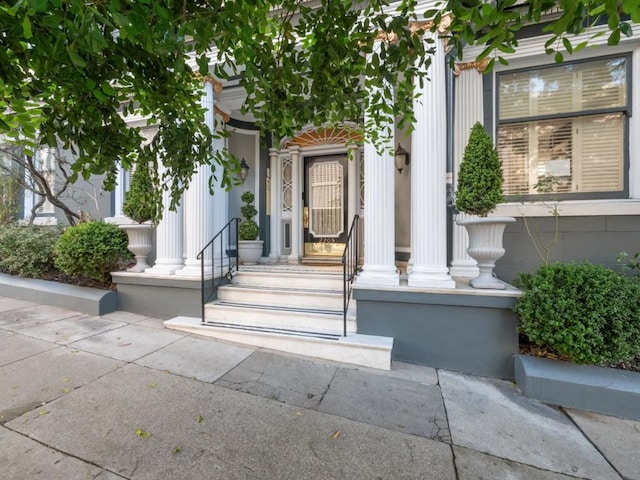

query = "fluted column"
[
  {"left": 145, "top": 162, "right": 184, "bottom": 274},
  {"left": 211, "top": 134, "right": 228, "bottom": 271},
  {"left": 408, "top": 33, "right": 455, "bottom": 288},
  {"left": 449, "top": 62, "right": 484, "bottom": 278},
  {"left": 356, "top": 47, "right": 399, "bottom": 287},
  {"left": 175, "top": 80, "right": 216, "bottom": 277},
  {"left": 268, "top": 148, "right": 281, "bottom": 263},
  {"left": 347, "top": 144, "right": 358, "bottom": 227},
  {"left": 288, "top": 146, "right": 301, "bottom": 264},
  {"left": 114, "top": 166, "right": 126, "bottom": 217}
]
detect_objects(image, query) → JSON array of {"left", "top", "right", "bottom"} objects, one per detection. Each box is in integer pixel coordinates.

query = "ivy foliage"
[
  {"left": 515, "top": 262, "right": 640, "bottom": 365},
  {"left": 455, "top": 122, "right": 504, "bottom": 217},
  {"left": 436, "top": 0, "right": 640, "bottom": 70},
  {"left": 54, "top": 221, "right": 130, "bottom": 282},
  {"left": 238, "top": 191, "right": 260, "bottom": 241},
  {"left": 1, "top": 1, "right": 637, "bottom": 222}
]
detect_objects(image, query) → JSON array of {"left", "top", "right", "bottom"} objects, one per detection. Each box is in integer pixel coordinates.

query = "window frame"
[{"left": 495, "top": 53, "right": 632, "bottom": 202}]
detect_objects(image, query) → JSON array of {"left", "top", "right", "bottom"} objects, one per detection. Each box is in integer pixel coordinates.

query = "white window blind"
[{"left": 497, "top": 57, "right": 627, "bottom": 196}]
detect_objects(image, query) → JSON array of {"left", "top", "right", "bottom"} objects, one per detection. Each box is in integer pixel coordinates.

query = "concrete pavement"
[{"left": 0, "top": 295, "right": 638, "bottom": 480}]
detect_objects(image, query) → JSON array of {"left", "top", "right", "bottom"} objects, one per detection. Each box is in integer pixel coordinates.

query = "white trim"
[{"left": 494, "top": 199, "right": 640, "bottom": 217}]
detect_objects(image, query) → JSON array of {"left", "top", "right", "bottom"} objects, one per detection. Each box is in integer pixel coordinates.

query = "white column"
[
  {"left": 114, "top": 166, "right": 126, "bottom": 217},
  {"left": 288, "top": 146, "right": 301, "bottom": 264},
  {"left": 268, "top": 148, "right": 282, "bottom": 263},
  {"left": 356, "top": 50, "right": 399, "bottom": 287},
  {"left": 145, "top": 173, "right": 184, "bottom": 275},
  {"left": 408, "top": 33, "right": 455, "bottom": 289},
  {"left": 175, "top": 81, "right": 216, "bottom": 277},
  {"left": 211, "top": 134, "right": 228, "bottom": 272},
  {"left": 347, "top": 144, "right": 358, "bottom": 228},
  {"left": 449, "top": 65, "right": 483, "bottom": 278}
]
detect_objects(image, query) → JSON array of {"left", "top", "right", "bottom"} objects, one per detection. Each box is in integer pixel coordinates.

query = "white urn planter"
[
  {"left": 457, "top": 216, "right": 515, "bottom": 289},
  {"left": 120, "top": 223, "right": 155, "bottom": 272},
  {"left": 238, "top": 240, "right": 264, "bottom": 265}
]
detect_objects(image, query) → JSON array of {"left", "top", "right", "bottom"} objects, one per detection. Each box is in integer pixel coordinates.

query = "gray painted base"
[
  {"left": 0, "top": 272, "right": 118, "bottom": 316},
  {"left": 514, "top": 354, "right": 640, "bottom": 420},
  {"left": 112, "top": 272, "right": 206, "bottom": 320},
  {"left": 354, "top": 285, "right": 520, "bottom": 380}
]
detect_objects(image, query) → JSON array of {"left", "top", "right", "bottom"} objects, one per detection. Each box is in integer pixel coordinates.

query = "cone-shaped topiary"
[
  {"left": 122, "top": 161, "right": 157, "bottom": 224},
  {"left": 455, "top": 122, "right": 504, "bottom": 217},
  {"left": 239, "top": 190, "right": 260, "bottom": 240}
]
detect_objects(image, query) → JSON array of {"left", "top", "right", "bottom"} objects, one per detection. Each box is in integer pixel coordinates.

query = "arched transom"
[{"left": 284, "top": 126, "right": 362, "bottom": 149}]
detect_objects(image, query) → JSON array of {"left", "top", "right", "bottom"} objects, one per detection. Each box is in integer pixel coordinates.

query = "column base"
[
  {"left": 145, "top": 262, "right": 184, "bottom": 275},
  {"left": 448, "top": 260, "right": 479, "bottom": 279},
  {"left": 175, "top": 262, "right": 209, "bottom": 278},
  {"left": 356, "top": 265, "right": 399, "bottom": 287},
  {"left": 287, "top": 254, "right": 300, "bottom": 265},
  {"left": 408, "top": 267, "right": 456, "bottom": 289}
]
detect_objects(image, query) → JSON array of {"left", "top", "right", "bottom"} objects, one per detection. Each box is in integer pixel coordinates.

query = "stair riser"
[
  {"left": 204, "top": 305, "right": 356, "bottom": 334},
  {"left": 233, "top": 272, "right": 343, "bottom": 290},
  {"left": 217, "top": 287, "right": 343, "bottom": 310},
  {"left": 165, "top": 318, "right": 392, "bottom": 371}
]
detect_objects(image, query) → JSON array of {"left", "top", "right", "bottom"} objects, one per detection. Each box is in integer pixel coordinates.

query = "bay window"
[{"left": 497, "top": 56, "right": 629, "bottom": 198}]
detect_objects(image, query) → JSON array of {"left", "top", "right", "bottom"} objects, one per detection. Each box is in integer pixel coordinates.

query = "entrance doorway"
[{"left": 303, "top": 154, "right": 347, "bottom": 257}]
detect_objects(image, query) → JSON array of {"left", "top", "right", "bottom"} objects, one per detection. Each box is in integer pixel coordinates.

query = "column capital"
[
  {"left": 202, "top": 75, "right": 223, "bottom": 93},
  {"left": 453, "top": 57, "right": 490, "bottom": 76}
]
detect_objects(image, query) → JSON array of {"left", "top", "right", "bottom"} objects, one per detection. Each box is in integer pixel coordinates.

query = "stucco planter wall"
[
  {"left": 515, "top": 354, "right": 640, "bottom": 420},
  {"left": 0, "top": 273, "right": 118, "bottom": 316}
]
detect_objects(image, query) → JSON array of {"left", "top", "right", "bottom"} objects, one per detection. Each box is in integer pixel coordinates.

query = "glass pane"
[
  {"left": 309, "top": 161, "right": 343, "bottom": 238},
  {"left": 498, "top": 113, "right": 623, "bottom": 195},
  {"left": 499, "top": 58, "right": 626, "bottom": 120}
]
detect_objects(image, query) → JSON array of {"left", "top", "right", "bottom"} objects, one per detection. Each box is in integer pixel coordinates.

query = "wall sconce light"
[
  {"left": 239, "top": 158, "right": 250, "bottom": 183},
  {"left": 394, "top": 144, "right": 410, "bottom": 173}
]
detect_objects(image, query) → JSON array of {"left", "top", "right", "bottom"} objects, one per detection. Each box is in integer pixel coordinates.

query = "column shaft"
[{"left": 408, "top": 33, "right": 455, "bottom": 288}]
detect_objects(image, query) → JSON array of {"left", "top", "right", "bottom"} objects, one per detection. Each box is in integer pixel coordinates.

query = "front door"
[{"left": 303, "top": 155, "right": 347, "bottom": 257}]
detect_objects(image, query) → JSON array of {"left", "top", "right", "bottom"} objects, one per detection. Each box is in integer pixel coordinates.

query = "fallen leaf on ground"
[
  {"left": 136, "top": 428, "right": 152, "bottom": 438},
  {"left": 331, "top": 431, "right": 340, "bottom": 439}
]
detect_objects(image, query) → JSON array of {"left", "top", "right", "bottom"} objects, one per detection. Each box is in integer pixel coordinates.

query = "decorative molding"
[
  {"left": 202, "top": 75, "right": 223, "bottom": 93},
  {"left": 453, "top": 57, "right": 490, "bottom": 76},
  {"left": 214, "top": 105, "right": 230, "bottom": 122},
  {"left": 283, "top": 126, "right": 362, "bottom": 149},
  {"left": 376, "top": 14, "right": 452, "bottom": 42}
]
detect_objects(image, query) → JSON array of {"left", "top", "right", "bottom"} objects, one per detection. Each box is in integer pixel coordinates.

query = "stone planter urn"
[
  {"left": 457, "top": 216, "right": 515, "bottom": 289},
  {"left": 238, "top": 240, "right": 264, "bottom": 265},
  {"left": 120, "top": 223, "right": 155, "bottom": 272}
]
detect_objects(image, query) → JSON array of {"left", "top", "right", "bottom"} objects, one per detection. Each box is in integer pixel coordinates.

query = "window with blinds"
[{"left": 497, "top": 57, "right": 628, "bottom": 197}]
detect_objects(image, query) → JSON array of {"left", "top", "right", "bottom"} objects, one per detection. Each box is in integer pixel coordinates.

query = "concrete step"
[
  {"left": 204, "top": 302, "right": 357, "bottom": 334},
  {"left": 232, "top": 269, "right": 344, "bottom": 290},
  {"left": 164, "top": 316, "right": 393, "bottom": 370},
  {"left": 216, "top": 284, "right": 344, "bottom": 310}
]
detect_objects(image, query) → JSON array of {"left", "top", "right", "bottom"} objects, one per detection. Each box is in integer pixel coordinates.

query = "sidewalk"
[{"left": 0, "top": 295, "right": 638, "bottom": 480}]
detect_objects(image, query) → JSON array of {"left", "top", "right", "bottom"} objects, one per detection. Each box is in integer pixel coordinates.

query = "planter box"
[
  {"left": 0, "top": 273, "right": 118, "bottom": 316},
  {"left": 515, "top": 354, "right": 640, "bottom": 420}
]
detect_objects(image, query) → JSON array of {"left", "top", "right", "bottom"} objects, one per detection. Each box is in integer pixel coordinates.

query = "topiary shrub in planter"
[
  {"left": 515, "top": 262, "right": 640, "bottom": 365},
  {"left": 0, "top": 224, "right": 62, "bottom": 277},
  {"left": 238, "top": 191, "right": 263, "bottom": 265},
  {"left": 54, "top": 221, "right": 131, "bottom": 283},
  {"left": 121, "top": 160, "right": 157, "bottom": 272},
  {"left": 455, "top": 122, "right": 515, "bottom": 289}
]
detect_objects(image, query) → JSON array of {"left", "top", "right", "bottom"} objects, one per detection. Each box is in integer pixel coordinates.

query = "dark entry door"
[{"left": 303, "top": 155, "right": 348, "bottom": 256}]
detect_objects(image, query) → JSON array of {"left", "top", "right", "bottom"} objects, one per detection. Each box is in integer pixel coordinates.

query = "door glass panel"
[{"left": 309, "top": 161, "right": 344, "bottom": 238}]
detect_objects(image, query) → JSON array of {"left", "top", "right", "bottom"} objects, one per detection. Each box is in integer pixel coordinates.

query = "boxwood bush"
[
  {"left": 54, "top": 221, "right": 130, "bottom": 282},
  {"left": 0, "top": 225, "right": 62, "bottom": 277},
  {"left": 515, "top": 262, "right": 640, "bottom": 365}
]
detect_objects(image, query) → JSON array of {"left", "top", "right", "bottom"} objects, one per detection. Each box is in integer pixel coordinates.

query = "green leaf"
[
  {"left": 68, "top": 49, "right": 87, "bottom": 68},
  {"left": 22, "top": 15, "right": 32, "bottom": 39}
]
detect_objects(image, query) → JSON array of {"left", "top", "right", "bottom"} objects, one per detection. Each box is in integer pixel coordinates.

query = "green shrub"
[
  {"left": 455, "top": 122, "right": 504, "bottom": 217},
  {"left": 238, "top": 190, "right": 260, "bottom": 240},
  {"left": 0, "top": 175, "right": 20, "bottom": 224},
  {"left": 0, "top": 225, "right": 61, "bottom": 277},
  {"left": 54, "top": 221, "right": 130, "bottom": 282},
  {"left": 515, "top": 262, "right": 640, "bottom": 365},
  {"left": 122, "top": 161, "right": 157, "bottom": 223}
]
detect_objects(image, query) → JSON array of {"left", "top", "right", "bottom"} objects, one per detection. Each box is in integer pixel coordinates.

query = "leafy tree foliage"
[{"left": 1, "top": 1, "right": 637, "bottom": 220}]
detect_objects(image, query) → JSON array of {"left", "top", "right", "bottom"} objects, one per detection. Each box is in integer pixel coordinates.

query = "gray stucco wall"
[
  {"left": 354, "top": 287, "right": 520, "bottom": 380},
  {"left": 496, "top": 215, "right": 640, "bottom": 283}
]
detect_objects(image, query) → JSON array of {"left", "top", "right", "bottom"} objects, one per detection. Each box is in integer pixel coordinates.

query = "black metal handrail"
[
  {"left": 341, "top": 215, "right": 360, "bottom": 337},
  {"left": 197, "top": 217, "right": 241, "bottom": 323}
]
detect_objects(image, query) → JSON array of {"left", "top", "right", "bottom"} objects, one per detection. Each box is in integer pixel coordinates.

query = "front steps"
[{"left": 164, "top": 266, "right": 393, "bottom": 370}]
